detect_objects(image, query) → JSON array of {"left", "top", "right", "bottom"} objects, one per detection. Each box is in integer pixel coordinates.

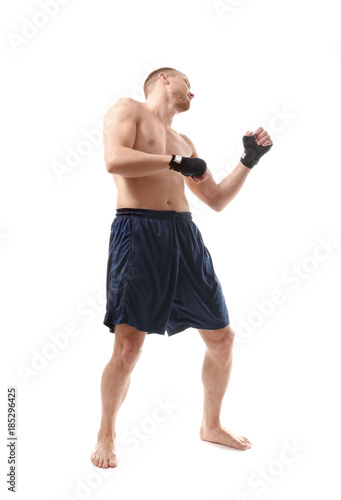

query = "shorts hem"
[
  {"left": 167, "top": 320, "right": 230, "bottom": 336},
  {"left": 103, "top": 318, "right": 166, "bottom": 335}
]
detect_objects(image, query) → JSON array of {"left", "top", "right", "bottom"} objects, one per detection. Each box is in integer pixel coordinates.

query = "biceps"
[{"left": 103, "top": 100, "right": 137, "bottom": 165}]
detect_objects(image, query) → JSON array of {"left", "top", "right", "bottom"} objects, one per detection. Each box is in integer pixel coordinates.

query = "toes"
[
  {"left": 240, "top": 435, "right": 252, "bottom": 444},
  {"left": 238, "top": 436, "right": 252, "bottom": 449},
  {"left": 243, "top": 441, "right": 251, "bottom": 448},
  {"left": 91, "top": 453, "right": 116, "bottom": 468}
]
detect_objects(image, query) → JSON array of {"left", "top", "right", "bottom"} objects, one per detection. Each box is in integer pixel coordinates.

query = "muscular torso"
[{"left": 112, "top": 101, "right": 193, "bottom": 211}]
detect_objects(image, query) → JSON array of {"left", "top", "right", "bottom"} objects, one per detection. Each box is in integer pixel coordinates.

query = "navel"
[{"left": 147, "top": 139, "right": 155, "bottom": 146}]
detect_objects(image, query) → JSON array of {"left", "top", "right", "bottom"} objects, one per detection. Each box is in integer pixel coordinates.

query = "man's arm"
[
  {"left": 103, "top": 97, "right": 172, "bottom": 177},
  {"left": 181, "top": 133, "right": 250, "bottom": 212},
  {"left": 182, "top": 131, "right": 272, "bottom": 212}
]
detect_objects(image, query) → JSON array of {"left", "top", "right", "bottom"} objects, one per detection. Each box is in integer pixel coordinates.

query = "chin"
[{"left": 176, "top": 101, "right": 190, "bottom": 113}]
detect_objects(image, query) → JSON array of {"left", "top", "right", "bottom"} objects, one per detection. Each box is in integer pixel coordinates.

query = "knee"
[
  {"left": 206, "top": 326, "right": 235, "bottom": 358},
  {"left": 112, "top": 323, "right": 146, "bottom": 370},
  {"left": 116, "top": 340, "right": 143, "bottom": 371}
]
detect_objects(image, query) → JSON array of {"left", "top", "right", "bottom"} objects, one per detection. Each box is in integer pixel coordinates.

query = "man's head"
[{"left": 143, "top": 67, "right": 194, "bottom": 112}]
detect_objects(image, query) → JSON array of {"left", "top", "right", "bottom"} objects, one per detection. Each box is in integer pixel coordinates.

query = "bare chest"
[{"left": 133, "top": 108, "right": 192, "bottom": 157}]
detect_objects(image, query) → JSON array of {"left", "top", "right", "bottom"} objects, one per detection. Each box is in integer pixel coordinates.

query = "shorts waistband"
[{"left": 115, "top": 207, "right": 192, "bottom": 220}]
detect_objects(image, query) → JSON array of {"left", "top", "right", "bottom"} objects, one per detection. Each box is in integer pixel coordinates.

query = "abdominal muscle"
[{"left": 113, "top": 169, "right": 191, "bottom": 212}]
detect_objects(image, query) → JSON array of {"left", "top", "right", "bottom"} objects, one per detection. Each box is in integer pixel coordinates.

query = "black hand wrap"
[
  {"left": 240, "top": 135, "right": 273, "bottom": 169},
  {"left": 169, "top": 155, "right": 207, "bottom": 177}
]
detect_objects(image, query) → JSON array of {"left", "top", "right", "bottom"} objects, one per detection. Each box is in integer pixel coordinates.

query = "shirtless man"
[{"left": 90, "top": 67, "right": 273, "bottom": 468}]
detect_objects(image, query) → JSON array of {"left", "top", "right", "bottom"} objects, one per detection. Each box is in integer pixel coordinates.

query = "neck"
[{"left": 144, "top": 93, "right": 178, "bottom": 128}]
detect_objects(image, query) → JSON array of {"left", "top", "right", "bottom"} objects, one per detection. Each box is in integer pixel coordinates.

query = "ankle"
[
  {"left": 201, "top": 418, "right": 221, "bottom": 431},
  {"left": 97, "top": 430, "right": 116, "bottom": 441}
]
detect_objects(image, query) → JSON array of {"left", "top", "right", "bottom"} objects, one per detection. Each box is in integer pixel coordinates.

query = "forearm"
[
  {"left": 215, "top": 161, "right": 251, "bottom": 211},
  {"left": 107, "top": 147, "right": 172, "bottom": 177}
]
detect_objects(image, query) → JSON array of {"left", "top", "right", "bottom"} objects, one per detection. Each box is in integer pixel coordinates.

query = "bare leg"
[
  {"left": 198, "top": 324, "right": 252, "bottom": 450},
  {"left": 90, "top": 323, "right": 147, "bottom": 468}
]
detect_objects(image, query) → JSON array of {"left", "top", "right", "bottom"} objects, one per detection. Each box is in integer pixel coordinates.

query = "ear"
[{"left": 159, "top": 72, "right": 170, "bottom": 85}]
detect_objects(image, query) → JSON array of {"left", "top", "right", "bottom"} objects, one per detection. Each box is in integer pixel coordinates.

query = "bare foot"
[
  {"left": 90, "top": 436, "right": 117, "bottom": 468},
  {"left": 200, "top": 424, "right": 252, "bottom": 450}
]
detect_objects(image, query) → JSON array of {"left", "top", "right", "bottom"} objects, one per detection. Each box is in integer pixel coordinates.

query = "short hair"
[{"left": 143, "top": 67, "right": 187, "bottom": 99}]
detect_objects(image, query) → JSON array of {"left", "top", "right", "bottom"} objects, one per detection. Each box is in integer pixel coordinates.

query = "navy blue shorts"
[{"left": 103, "top": 208, "right": 230, "bottom": 336}]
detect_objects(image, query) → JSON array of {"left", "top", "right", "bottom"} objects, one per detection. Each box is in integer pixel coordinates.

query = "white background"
[{"left": 1, "top": 0, "right": 341, "bottom": 498}]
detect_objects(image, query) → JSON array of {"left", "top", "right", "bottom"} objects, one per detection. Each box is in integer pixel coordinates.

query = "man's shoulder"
[
  {"left": 116, "top": 96, "right": 142, "bottom": 106},
  {"left": 108, "top": 97, "right": 142, "bottom": 111},
  {"left": 179, "top": 132, "right": 197, "bottom": 157},
  {"left": 104, "top": 98, "right": 142, "bottom": 128}
]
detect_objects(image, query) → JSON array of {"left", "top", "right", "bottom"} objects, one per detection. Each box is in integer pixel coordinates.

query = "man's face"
[{"left": 166, "top": 72, "right": 194, "bottom": 113}]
